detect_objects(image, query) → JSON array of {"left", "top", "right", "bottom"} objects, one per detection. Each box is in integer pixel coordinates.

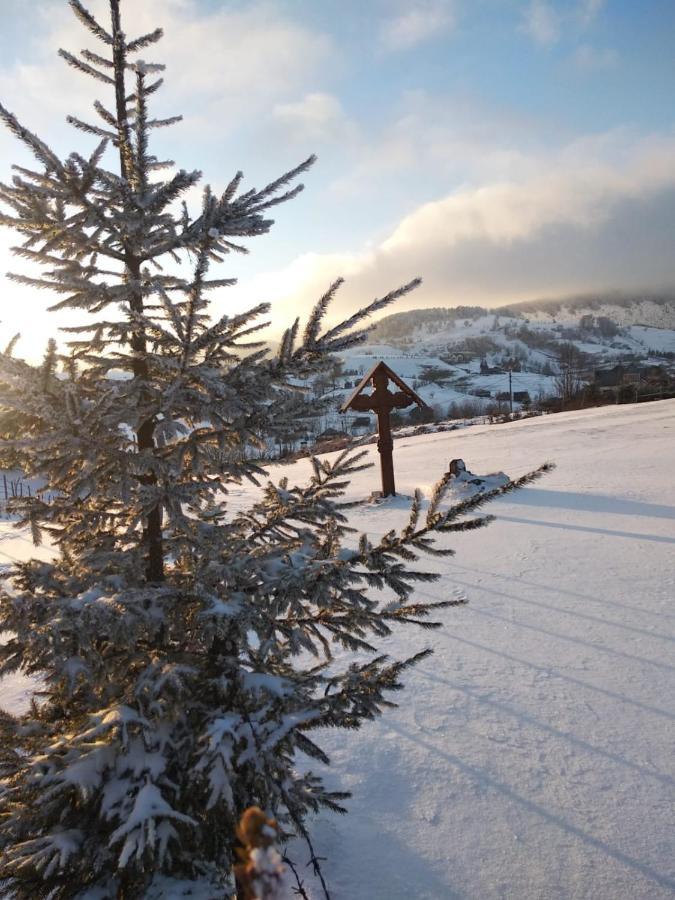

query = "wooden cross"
[{"left": 341, "top": 360, "right": 427, "bottom": 497}]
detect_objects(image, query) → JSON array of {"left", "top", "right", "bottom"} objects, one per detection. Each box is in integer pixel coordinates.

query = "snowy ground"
[
  {"left": 275, "top": 400, "right": 675, "bottom": 899},
  {"left": 2, "top": 401, "right": 674, "bottom": 899},
  {"left": 628, "top": 324, "right": 675, "bottom": 354}
]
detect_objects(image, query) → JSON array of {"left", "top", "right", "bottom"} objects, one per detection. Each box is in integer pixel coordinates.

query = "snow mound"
[{"left": 447, "top": 458, "right": 510, "bottom": 498}]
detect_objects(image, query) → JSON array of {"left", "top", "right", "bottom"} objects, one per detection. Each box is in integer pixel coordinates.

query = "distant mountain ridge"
[
  {"left": 371, "top": 291, "right": 675, "bottom": 342},
  {"left": 504, "top": 290, "right": 675, "bottom": 328}
]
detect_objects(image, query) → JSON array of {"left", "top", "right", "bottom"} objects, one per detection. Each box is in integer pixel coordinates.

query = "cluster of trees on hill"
[
  {"left": 370, "top": 292, "right": 675, "bottom": 344},
  {"left": 370, "top": 305, "right": 491, "bottom": 341},
  {"left": 505, "top": 290, "right": 675, "bottom": 325}
]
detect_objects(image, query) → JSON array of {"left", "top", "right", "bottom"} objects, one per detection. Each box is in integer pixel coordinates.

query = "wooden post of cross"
[{"left": 341, "top": 361, "right": 428, "bottom": 497}]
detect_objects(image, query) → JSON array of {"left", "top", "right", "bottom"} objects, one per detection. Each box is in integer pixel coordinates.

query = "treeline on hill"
[
  {"left": 504, "top": 290, "right": 675, "bottom": 323},
  {"left": 371, "top": 291, "right": 675, "bottom": 343},
  {"left": 371, "top": 306, "right": 491, "bottom": 341}
]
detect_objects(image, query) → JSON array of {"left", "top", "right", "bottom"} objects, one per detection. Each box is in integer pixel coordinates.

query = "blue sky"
[{"left": 1, "top": 0, "right": 674, "bottom": 358}]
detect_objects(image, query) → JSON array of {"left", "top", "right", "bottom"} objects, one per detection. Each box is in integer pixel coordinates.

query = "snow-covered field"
[
  {"left": 333, "top": 346, "right": 558, "bottom": 420},
  {"left": 628, "top": 324, "right": 675, "bottom": 354},
  {"left": 279, "top": 400, "right": 675, "bottom": 899},
  {"left": 2, "top": 401, "right": 674, "bottom": 898}
]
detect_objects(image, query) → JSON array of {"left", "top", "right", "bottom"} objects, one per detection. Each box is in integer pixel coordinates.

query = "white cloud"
[
  {"left": 578, "top": 0, "right": 605, "bottom": 27},
  {"left": 273, "top": 93, "right": 356, "bottom": 144},
  {"left": 327, "top": 89, "right": 551, "bottom": 199},
  {"left": 521, "top": 0, "right": 609, "bottom": 50},
  {"left": 238, "top": 131, "right": 675, "bottom": 330},
  {"left": 380, "top": 1, "right": 456, "bottom": 51},
  {"left": 522, "top": 0, "right": 560, "bottom": 46},
  {"left": 573, "top": 44, "right": 618, "bottom": 71},
  {"left": 0, "top": 0, "right": 337, "bottom": 136}
]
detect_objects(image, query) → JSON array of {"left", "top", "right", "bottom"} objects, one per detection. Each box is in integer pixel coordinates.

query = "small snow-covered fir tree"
[{"left": 0, "top": 3, "right": 548, "bottom": 897}]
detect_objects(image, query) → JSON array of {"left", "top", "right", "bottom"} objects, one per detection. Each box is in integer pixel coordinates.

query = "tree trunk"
[{"left": 110, "top": 0, "right": 164, "bottom": 582}]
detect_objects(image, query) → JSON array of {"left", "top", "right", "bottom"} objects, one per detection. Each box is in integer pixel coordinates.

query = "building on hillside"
[
  {"left": 350, "top": 416, "right": 372, "bottom": 432},
  {"left": 495, "top": 390, "right": 531, "bottom": 404},
  {"left": 594, "top": 364, "right": 641, "bottom": 391},
  {"left": 597, "top": 316, "right": 617, "bottom": 337},
  {"left": 642, "top": 365, "right": 669, "bottom": 385},
  {"left": 480, "top": 359, "right": 504, "bottom": 375},
  {"left": 316, "top": 428, "right": 343, "bottom": 441},
  {"left": 578, "top": 314, "right": 618, "bottom": 337}
]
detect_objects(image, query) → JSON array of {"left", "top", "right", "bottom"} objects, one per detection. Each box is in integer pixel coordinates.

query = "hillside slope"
[
  {"left": 372, "top": 291, "right": 675, "bottom": 340},
  {"left": 507, "top": 290, "right": 675, "bottom": 329},
  {"left": 320, "top": 296, "right": 675, "bottom": 431}
]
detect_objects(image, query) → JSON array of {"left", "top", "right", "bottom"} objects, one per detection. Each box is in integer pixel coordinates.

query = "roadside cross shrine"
[{"left": 341, "top": 360, "right": 428, "bottom": 497}]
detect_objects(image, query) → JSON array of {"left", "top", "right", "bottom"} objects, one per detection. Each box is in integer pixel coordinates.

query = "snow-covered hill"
[
  {"left": 339, "top": 345, "right": 558, "bottom": 416},
  {"left": 508, "top": 291, "right": 675, "bottom": 330},
  {"left": 308, "top": 297, "right": 675, "bottom": 432},
  {"left": 367, "top": 301, "right": 675, "bottom": 366},
  {"left": 3, "top": 400, "right": 674, "bottom": 898},
  {"left": 371, "top": 292, "right": 675, "bottom": 343}
]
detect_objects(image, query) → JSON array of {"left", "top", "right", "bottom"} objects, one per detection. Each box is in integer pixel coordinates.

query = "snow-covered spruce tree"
[{"left": 0, "top": 3, "right": 549, "bottom": 898}]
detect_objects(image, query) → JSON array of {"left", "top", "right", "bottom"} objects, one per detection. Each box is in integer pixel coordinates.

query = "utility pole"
[{"left": 509, "top": 369, "right": 513, "bottom": 416}]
